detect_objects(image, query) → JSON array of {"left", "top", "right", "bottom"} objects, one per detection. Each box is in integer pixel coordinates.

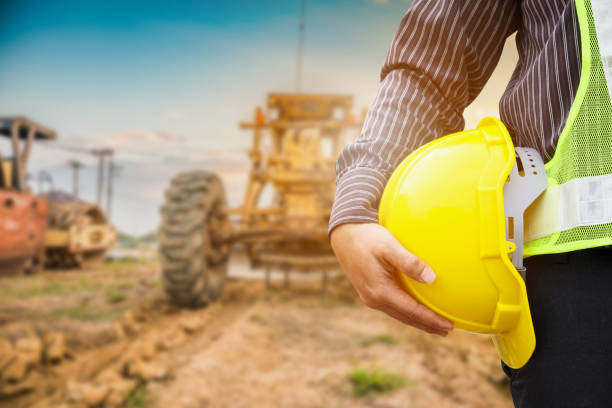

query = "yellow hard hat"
[{"left": 379, "top": 117, "right": 547, "bottom": 368}]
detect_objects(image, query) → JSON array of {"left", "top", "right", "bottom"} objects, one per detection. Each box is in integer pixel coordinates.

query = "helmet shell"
[{"left": 379, "top": 117, "right": 534, "bottom": 368}]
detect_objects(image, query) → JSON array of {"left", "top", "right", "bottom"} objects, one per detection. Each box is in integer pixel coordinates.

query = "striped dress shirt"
[{"left": 329, "top": 0, "right": 581, "bottom": 232}]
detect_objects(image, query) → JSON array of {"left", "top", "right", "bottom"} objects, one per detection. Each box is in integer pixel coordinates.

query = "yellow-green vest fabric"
[{"left": 524, "top": 0, "right": 612, "bottom": 256}]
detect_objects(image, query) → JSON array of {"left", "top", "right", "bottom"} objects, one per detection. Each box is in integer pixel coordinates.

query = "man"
[{"left": 330, "top": 1, "right": 612, "bottom": 406}]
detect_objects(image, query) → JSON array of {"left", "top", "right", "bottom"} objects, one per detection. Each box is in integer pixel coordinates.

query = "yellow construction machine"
[
  {"left": 158, "top": 93, "right": 361, "bottom": 306},
  {"left": 43, "top": 191, "right": 116, "bottom": 268}
]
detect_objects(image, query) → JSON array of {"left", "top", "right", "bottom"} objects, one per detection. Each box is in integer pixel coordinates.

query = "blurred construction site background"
[{"left": 0, "top": 1, "right": 518, "bottom": 407}]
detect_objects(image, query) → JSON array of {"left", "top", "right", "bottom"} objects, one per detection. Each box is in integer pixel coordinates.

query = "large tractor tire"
[{"left": 158, "top": 170, "right": 230, "bottom": 307}]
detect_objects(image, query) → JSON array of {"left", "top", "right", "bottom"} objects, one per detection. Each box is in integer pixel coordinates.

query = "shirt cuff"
[{"left": 328, "top": 166, "right": 390, "bottom": 234}]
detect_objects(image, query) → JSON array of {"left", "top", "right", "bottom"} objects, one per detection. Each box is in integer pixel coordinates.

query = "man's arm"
[
  {"left": 331, "top": 0, "right": 520, "bottom": 232},
  {"left": 330, "top": 0, "right": 520, "bottom": 334}
]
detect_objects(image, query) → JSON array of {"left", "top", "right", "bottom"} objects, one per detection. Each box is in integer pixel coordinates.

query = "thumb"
[{"left": 382, "top": 238, "right": 437, "bottom": 284}]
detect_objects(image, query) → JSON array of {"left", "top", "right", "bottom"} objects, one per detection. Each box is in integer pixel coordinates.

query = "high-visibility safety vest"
[{"left": 524, "top": 0, "right": 612, "bottom": 255}]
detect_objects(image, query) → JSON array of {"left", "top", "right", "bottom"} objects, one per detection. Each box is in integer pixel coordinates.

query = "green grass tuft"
[
  {"left": 124, "top": 384, "right": 149, "bottom": 408},
  {"left": 117, "top": 281, "right": 134, "bottom": 290},
  {"left": 360, "top": 334, "right": 398, "bottom": 347},
  {"left": 0, "top": 277, "right": 94, "bottom": 300},
  {"left": 348, "top": 367, "right": 406, "bottom": 397},
  {"left": 106, "top": 289, "right": 127, "bottom": 304},
  {"left": 103, "top": 258, "right": 141, "bottom": 271}
]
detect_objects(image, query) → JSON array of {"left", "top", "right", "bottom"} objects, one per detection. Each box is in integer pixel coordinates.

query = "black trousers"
[{"left": 502, "top": 247, "right": 612, "bottom": 408}]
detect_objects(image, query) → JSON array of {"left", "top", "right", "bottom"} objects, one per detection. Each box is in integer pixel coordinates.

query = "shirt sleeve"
[{"left": 329, "top": 0, "right": 520, "bottom": 234}]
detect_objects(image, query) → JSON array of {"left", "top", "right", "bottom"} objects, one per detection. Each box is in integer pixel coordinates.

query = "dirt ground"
[{"left": 0, "top": 256, "right": 513, "bottom": 408}]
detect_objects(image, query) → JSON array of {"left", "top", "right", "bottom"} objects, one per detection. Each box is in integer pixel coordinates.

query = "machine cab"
[{"left": 0, "top": 116, "right": 57, "bottom": 191}]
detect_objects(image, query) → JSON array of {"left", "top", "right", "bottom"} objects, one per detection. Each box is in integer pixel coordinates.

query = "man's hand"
[{"left": 330, "top": 223, "right": 453, "bottom": 336}]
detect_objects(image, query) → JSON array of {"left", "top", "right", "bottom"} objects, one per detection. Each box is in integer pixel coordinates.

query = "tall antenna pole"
[
  {"left": 296, "top": 0, "right": 307, "bottom": 92},
  {"left": 67, "top": 160, "right": 83, "bottom": 199}
]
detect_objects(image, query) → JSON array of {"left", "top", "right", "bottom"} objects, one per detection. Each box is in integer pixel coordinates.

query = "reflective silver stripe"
[
  {"left": 525, "top": 174, "right": 612, "bottom": 241},
  {"left": 591, "top": 0, "right": 612, "bottom": 101}
]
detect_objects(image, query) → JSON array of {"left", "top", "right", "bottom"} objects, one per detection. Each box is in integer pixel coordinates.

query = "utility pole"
[
  {"left": 296, "top": 0, "right": 307, "bottom": 92},
  {"left": 90, "top": 148, "right": 113, "bottom": 207},
  {"left": 106, "top": 160, "right": 121, "bottom": 221},
  {"left": 67, "top": 160, "right": 83, "bottom": 199}
]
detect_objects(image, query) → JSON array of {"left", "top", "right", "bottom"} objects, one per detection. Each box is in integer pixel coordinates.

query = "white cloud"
[{"left": 99, "top": 129, "right": 186, "bottom": 147}]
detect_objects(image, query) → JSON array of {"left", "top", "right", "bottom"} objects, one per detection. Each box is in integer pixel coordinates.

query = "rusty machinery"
[
  {"left": 0, "top": 116, "right": 116, "bottom": 274},
  {"left": 0, "top": 117, "right": 55, "bottom": 275},
  {"left": 43, "top": 190, "right": 116, "bottom": 269},
  {"left": 159, "top": 93, "right": 362, "bottom": 307}
]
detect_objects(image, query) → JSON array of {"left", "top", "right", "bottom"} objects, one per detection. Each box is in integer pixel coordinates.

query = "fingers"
[
  {"left": 380, "top": 238, "right": 436, "bottom": 284},
  {"left": 378, "top": 304, "right": 450, "bottom": 336},
  {"left": 357, "top": 270, "right": 453, "bottom": 334},
  {"left": 331, "top": 223, "right": 453, "bottom": 337},
  {"left": 378, "top": 280, "right": 453, "bottom": 333}
]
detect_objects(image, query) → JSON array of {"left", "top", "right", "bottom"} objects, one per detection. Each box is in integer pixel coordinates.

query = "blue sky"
[{"left": 0, "top": 0, "right": 515, "bottom": 235}]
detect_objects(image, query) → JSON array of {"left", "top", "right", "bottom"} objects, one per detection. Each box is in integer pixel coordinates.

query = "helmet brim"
[{"left": 491, "top": 290, "right": 535, "bottom": 369}]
